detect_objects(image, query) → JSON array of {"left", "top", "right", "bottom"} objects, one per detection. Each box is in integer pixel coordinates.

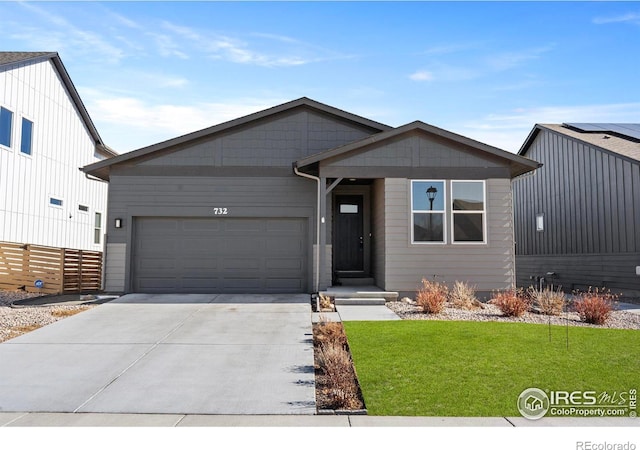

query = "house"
[
  {"left": 0, "top": 52, "right": 115, "bottom": 251},
  {"left": 83, "top": 98, "right": 540, "bottom": 297},
  {"left": 513, "top": 123, "right": 640, "bottom": 293},
  {"left": 0, "top": 52, "right": 116, "bottom": 293}
]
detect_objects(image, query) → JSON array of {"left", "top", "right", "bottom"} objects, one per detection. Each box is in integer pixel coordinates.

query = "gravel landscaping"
[
  {"left": 388, "top": 298, "right": 640, "bottom": 330},
  {"left": 0, "top": 290, "right": 94, "bottom": 343}
]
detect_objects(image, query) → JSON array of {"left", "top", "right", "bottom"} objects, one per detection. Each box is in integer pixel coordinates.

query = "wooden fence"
[{"left": 0, "top": 242, "right": 103, "bottom": 295}]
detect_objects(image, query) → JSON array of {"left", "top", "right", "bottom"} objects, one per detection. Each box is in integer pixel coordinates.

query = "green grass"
[{"left": 343, "top": 320, "right": 640, "bottom": 416}]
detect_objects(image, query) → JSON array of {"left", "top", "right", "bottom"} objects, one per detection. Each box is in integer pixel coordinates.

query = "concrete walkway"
[{"left": 1, "top": 412, "right": 637, "bottom": 427}]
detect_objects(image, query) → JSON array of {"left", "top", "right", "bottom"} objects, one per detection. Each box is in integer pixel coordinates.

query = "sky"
[{"left": 1, "top": 1, "right": 639, "bottom": 155}]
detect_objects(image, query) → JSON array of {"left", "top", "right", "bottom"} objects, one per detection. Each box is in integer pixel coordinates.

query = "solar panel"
[{"left": 564, "top": 123, "right": 640, "bottom": 141}]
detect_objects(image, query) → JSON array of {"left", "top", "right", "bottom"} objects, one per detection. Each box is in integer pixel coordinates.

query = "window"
[
  {"left": 78, "top": 204, "right": 89, "bottom": 213},
  {"left": 411, "top": 180, "right": 445, "bottom": 243},
  {"left": 94, "top": 212, "right": 102, "bottom": 244},
  {"left": 452, "top": 181, "right": 485, "bottom": 243},
  {"left": 536, "top": 213, "right": 544, "bottom": 232},
  {"left": 339, "top": 204, "right": 359, "bottom": 214},
  {"left": 49, "top": 197, "right": 63, "bottom": 207},
  {"left": 20, "top": 118, "right": 33, "bottom": 155},
  {"left": 0, "top": 107, "right": 13, "bottom": 148}
]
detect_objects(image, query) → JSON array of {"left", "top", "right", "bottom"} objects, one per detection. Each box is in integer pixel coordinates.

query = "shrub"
[
  {"left": 527, "top": 286, "right": 566, "bottom": 316},
  {"left": 314, "top": 320, "right": 348, "bottom": 347},
  {"left": 573, "top": 288, "right": 616, "bottom": 325},
  {"left": 448, "top": 281, "right": 482, "bottom": 310},
  {"left": 318, "top": 294, "right": 333, "bottom": 311},
  {"left": 416, "top": 278, "right": 448, "bottom": 314},
  {"left": 317, "top": 341, "right": 361, "bottom": 409},
  {"left": 489, "top": 289, "right": 530, "bottom": 317}
]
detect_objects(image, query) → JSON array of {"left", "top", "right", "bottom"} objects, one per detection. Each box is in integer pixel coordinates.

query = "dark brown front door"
[{"left": 334, "top": 195, "right": 364, "bottom": 271}]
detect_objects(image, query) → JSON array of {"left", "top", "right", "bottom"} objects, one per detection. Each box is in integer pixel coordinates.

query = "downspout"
[{"left": 293, "top": 164, "right": 321, "bottom": 293}]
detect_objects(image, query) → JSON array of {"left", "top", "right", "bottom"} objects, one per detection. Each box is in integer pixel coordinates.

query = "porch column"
[{"left": 318, "top": 177, "right": 328, "bottom": 290}]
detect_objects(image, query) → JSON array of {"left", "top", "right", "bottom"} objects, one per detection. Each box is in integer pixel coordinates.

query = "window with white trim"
[
  {"left": 411, "top": 180, "right": 445, "bottom": 243},
  {"left": 49, "top": 197, "right": 63, "bottom": 207},
  {"left": 451, "top": 181, "right": 485, "bottom": 243},
  {"left": 20, "top": 117, "right": 33, "bottom": 155},
  {"left": 94, "top": 212, "right": 102, "bottom": 244},
  {"left": 0, "top": 107, "right": 13, "bottom": 148}
]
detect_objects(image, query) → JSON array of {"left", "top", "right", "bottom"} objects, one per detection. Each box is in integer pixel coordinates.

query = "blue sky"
[{"left": 1, "top": 1, "right": 639, "bottom": 154}]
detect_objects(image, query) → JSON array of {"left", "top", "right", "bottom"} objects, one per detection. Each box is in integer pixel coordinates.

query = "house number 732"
[{"left": 213, "top": 208, "right": 228, "bottom": 215}]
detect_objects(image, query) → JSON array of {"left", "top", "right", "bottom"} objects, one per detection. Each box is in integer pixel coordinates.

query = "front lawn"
[{"left": 343, "top": 320, "right": 640, "bottom": 416}]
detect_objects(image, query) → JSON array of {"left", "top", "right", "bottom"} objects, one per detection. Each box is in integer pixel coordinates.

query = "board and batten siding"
[
  {"left": 104, "top": 172, "right": 316, "bottom": 293},
  {"left": 381, "top": 178, "right": 515, "bottom": 295},
  {"left": 513, "top": 129, "right": 640, "bottom": 291},
  {"left": 0, "top": 58, "right": 108, "bottom": 251}
]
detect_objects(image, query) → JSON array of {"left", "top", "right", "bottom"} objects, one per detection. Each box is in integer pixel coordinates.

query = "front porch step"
[
  {"left": 335, "top": 297, "right": 386, "bottom": 306},
  {"left": 337, "top": 277, "right": 375, "bottom": 286},
  {"left": 321, "top": 288, "right": 399, "bottom": 303}
]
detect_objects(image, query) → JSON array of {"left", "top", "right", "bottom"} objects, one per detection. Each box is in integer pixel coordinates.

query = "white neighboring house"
[{"left": 0, "top": 52, "right": 115, "bottom": 252}]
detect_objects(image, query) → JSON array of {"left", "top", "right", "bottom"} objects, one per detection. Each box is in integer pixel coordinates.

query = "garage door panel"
[
  {"left": 133, "top": 217, "right": 307, "bottom": 293},
  {"left": 265, "top": 279, "right": 304, "bottom": 290},
  {"left": 265, "top": 258, "right": 304, "bottom": 270}
]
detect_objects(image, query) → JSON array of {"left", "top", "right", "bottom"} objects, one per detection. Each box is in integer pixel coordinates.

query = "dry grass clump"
[
  {"left": 528, "top": 286, "right": 566, "bottom": 316},
  {"left": 314, "top": 320, "right": 348, "bottom": 347},
  {"left": 416, "top": 278, "right": 448, "bottom": 314},
  {"left": 51, "top": 307, "right": 89, "bottom": 318},
  {"left": 316, "top": 340, "right": 362, "bottom": 409},
  {"left": 573, "top": 288, "right": 617, "bottom": 325},
  {"left": 489, "top": 289, "right": 530, "bottom": 317},
  {"left": 314, "top": 320, "right": 362, "bottom": 410},
  {"left": 448, "top": 281, "right": 483, "bottom": 310}
]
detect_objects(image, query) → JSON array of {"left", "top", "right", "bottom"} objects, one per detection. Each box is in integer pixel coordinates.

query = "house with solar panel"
[
  {"left": 0, "top": 52, "right": 116, "bottom": 292},
  {"left": 513, "top": 123, "right": 640, "bottom": 293}
]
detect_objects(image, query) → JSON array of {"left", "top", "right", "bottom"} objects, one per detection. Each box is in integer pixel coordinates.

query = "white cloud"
[
  {"left": 159, "top": 20, "right": 347, "bottom": 67},
  {"left": 15, "top": 2, "right": 126, "bottom": 64},
  {"left": 409, "top": 70, "right": 434, "bottom": 82},
  {"left": 593, "top": 12, "right": 640, "bottom": 25},
  {"left": 485, "top": 45, "right": 555, "bottom": 71},
  {"left": 457, "top": 102, "right": 640, "bottom": 153},
  {"left": 84, "top": 94, "right": 287, "bottom": 152}
]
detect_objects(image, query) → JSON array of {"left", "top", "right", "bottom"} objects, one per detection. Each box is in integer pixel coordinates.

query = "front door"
[{"left": 334, "top": 195, "right": 364, "bottom": 271}]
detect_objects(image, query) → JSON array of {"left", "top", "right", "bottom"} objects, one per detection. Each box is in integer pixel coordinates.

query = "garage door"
[{"left": 133, "top": 217, "right": 308, "bottom": 293}]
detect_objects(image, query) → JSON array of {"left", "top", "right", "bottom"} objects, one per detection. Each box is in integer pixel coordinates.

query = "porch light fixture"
[
  {"left": 426, "top": 186, "right": 438, "bottom": 211},
  {"left": 114, "top": 218, "right": 123, "bottom": 229}
]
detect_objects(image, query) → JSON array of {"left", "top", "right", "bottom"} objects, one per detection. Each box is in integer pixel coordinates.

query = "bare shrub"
[
  {"left": 489, "top": 289, "right": 530, "bottom": 317},
  {"left": 316, "top": 341, "right": 361, "bottom": 409},
  {"left": 527, "top": 286, "right": 566, "bottom": 316},
  {"left": 318, "top": 294, "right": 333, "bottom": 311},
  {"left": 314, "top": 320, "right": 348, "bottom": 347},
  {"left": 448, "top": 281, "right": 483, "bottom": 310},
  {"left": 573, "top": 288, "right": 616, "bottom": 325},
  {"left": 416, "top": 278, "right": 448, "bottom": 314}
]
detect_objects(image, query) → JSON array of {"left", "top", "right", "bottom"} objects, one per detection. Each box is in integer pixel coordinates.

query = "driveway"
[{"left": 0, "top": 294, "right": 316, "bottom": 415}]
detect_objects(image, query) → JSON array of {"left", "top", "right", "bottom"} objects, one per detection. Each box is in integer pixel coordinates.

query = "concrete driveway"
[{"left": 0, "top": 294, "right": 316, "bottom": 415}]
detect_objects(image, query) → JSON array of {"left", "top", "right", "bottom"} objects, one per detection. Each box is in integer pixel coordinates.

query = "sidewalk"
[{"left": 1, "top": 412, "right": 638, "bottom": 427}]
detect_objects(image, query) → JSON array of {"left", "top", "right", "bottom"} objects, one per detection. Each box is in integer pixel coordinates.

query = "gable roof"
[
  {"left": 296, "top": 120, "right": 541, "bottom": 178},
  {"left": 519, "top": 124, "right": 640, "bottom": 163},
  {"left": 0, "top": 52, "right": 117, "bottom": 157},
  {"left": 83, "top": 97, "right": 392, "bottom": 180}
]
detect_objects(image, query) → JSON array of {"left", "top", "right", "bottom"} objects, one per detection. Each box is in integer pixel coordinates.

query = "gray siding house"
[
  {"left": 84, "top": 98, "right": 539, "bottom": 296},
  {"left": 513, "top": 123, "right": 640, "bottom": 293}
]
